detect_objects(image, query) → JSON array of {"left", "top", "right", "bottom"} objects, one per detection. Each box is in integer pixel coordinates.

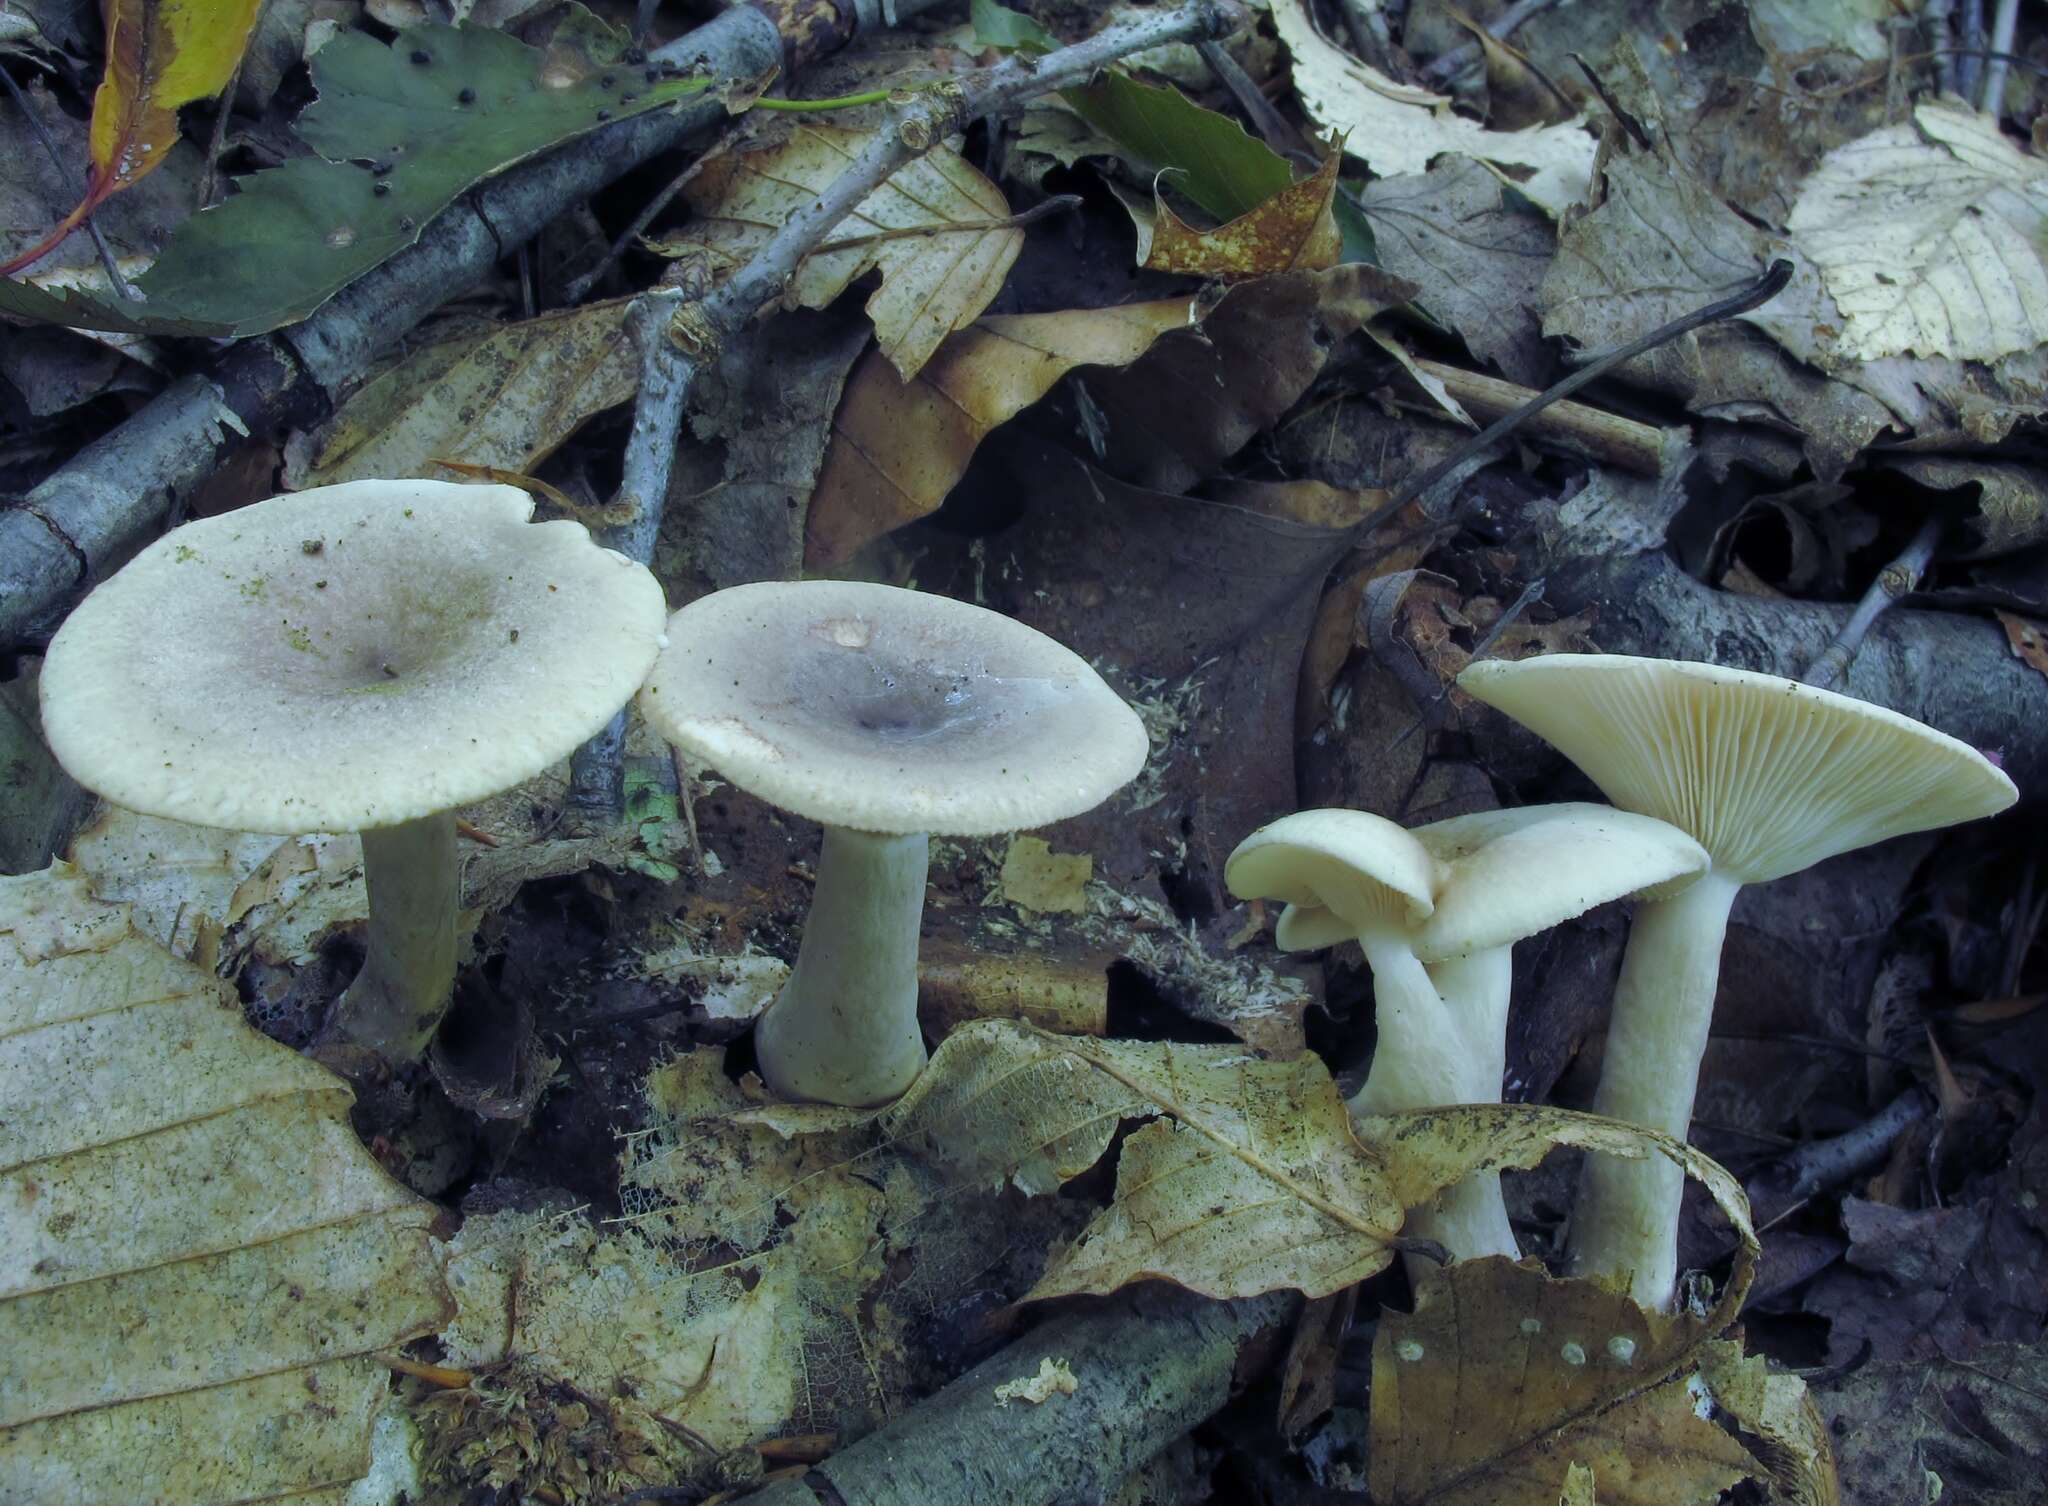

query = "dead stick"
[
  {"left": 1801, "top": 516, "right": 1944, "bottom": 690},
  {"left": 567, "top": 0, "right": 1247, "bottom": 816},
  {"left": 1412, "top": 358, "right": 1666, "bottom": 474}
]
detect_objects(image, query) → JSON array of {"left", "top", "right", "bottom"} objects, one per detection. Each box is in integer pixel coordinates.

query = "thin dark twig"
[
  {"left": 562, "top": 122, "right": 751, "bottom": 303},
  {"left": 1801, "top": 516, "right": 1944, "bottom": 689},
  {"left": 1344, "top": 261, "right": 1794, "bottom": 547},
  {"left": 1383, "top": 576, "right": 1544, "bottom": 753},
  {"left": 200, "top": 0, "right": 267, "bottom": 209},
  {"left": 1420, "top": 0, "right": 1567, "bottom": 87},
  {"left": 0, "top": 66, "right": 137, "bottom": 299},
  {"left": 1196, "top": 38, "right": 1307, "bottom": 155},
  {"left": 1571, "top": 53, "right": 1652, "bottom": 151}
]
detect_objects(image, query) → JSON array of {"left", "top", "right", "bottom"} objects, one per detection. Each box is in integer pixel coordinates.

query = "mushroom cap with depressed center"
[
  {"left": 638, "top": 580, "right": 1148, "bottom": 836},
  {"left": 41, "top": 480, "right": 669, "bottom": 834},
  {"left": 1458, "top": 654, "right": 2018, "bottom": 884},
  {"left": 1226, "top": 809, "right": 1438, "bottom": 934},
  {"left": 1412, "top": 803, "right": 1709, "bottom": 961}
]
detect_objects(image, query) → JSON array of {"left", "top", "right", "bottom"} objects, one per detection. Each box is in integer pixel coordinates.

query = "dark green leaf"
[
  {"left": 971, "top": 0, "right": 1058, "bottom": 55},
  {"left": 1062, "top": 70, "right": 1293, "bottom": 225}
]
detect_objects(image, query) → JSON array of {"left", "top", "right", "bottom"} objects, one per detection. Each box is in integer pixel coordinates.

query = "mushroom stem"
[
  {"left": 329, "top": 811, "right": 461, "bottom": 1063},
  {"left": 1565, "top": 869, "right": 1742, "bottom": 1307},
  {"left": 1350, "top": 935, "right": 1517, "bottom": 1262},
  {"left": 1420, "top": 948, "right": 1520, "bottom": 1260},
  {"left": 756, "top": 826, "right": 931, "bottom": 1106}
]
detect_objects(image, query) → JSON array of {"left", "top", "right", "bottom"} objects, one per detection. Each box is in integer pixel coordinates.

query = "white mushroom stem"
[
  {"left": 1566, "top": 869, "right": 1742, "bottom": 1307},
  {"left": 755, "top": 826, "right": 931, "bottom": 1107},
  {"left": 1349, "top": 934, "right": 1518, "bottom": 1262},
  {"left": 1420, "top": 949, "right": 1520, "bottom": 1260},
  {"left": 329, "top": 811, "right": 460, "bottom": 1063}
]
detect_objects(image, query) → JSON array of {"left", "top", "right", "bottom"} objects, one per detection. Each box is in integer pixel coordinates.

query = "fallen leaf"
[
  {"left": 1695, "top": 1341, "right": 1841, "bottom": 1506},
  {"left": 667, "top": 124, "right": 1024, "bottom": 380},
  {"left": 1370, "top": 1259, "right": 1761, "bottom": 1506},
  {"left": 1996, "top": 610, "right": 2048, "bottom": 681},
  {"left": 1270, "top": 0, "right": 1594, "bottom": 217},
  {"left": 1819, "top": 1343, "right": 2048, "bottom": 1506},
  {"left": 1786, "top": 102, "right": 2048, "bottom": 362},
  {"left": 285, "top": 300, "right": 637, "bottom": 488},
  {"left": 998, "top": 835, "right": 1092, "bottom": 914},
  {"left": 1112, "top": 143, "right": 1341, "bottom": 278},
  {"left": 0, "top": 0, "right": 265, "bottom": 277},
  {"left": 0, "top": 864, "right": 450, "bottom": 1502},
  {"left": 1062, "top": 65, "right": 1295, "bottom": 225}
]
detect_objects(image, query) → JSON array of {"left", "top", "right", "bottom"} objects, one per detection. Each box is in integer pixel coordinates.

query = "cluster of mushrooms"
[
  {"left": 38, "top": 480, "right": 2018, "bottom": 1313},
  {"left": 1226, "top": 657, "right": 2017, "bottom": 1308}
]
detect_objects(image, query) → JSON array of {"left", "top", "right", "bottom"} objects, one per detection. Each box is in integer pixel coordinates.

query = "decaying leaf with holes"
[
  {"left": 0, "top": 864, "right": 451, "bottom": 1504},
  {"left": 655, "top": 123, "right": 1025, "bottom": 380}
]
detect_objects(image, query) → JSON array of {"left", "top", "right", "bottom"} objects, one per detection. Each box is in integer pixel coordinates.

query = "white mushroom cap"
[
  {"left": 1225, "top": 809, "right": 1438, "bottom": 933},
  {"left": 1459, "top": 654, "right": 2017, "bottom": 884},
  {"left": 41, "top": 480, "right": 668, "bottom": 833},
  {"left": 1412, "top": 803, "right": 1709, "bottom": 961},
  {"left": 638, "top": 580, "right": 1148, "bottom": 836}
]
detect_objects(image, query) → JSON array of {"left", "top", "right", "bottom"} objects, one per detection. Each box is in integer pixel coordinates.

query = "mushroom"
[
  {"left": 637, "top": 580, "right": 1148, "bottom": 1107},
  {"left": 1459, "top": 653, "right": 2018, "bottom": 1305},
  {"left": 1226, "top": 805, "right": 1707, "bottom": 1261},
  {"left": 39, "top": 479, "right": 668, "bottom": 1065}
]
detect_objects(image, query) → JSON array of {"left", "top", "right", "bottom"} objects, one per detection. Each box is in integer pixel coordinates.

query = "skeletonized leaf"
[
  {"left": 1786, "top": 100, "right": 2048, "bottom": 361},
  {"left": 668, "top": 124, "right": 1025, "bottom": 380},
  {"left": 287, "top": 300, "right": 638, "bottom": 488},
  {"left": 0, "top": 0, "right": 264, "bottom": 277},
  {"left": 1269, "top": 0, "right": 1593, "bottom": 217},
  {"left": 0, "top": 864, "right": 450, "bottom": 1505},
  {"left": 1370, "top": 1259, "right": 1761, "bottom": 1506}
]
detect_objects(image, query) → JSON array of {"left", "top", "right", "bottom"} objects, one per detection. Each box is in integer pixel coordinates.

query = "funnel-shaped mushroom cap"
[
  {"left": 639, "top": 581, "right": 1147, "bottom": 837},
  {"left": 1459, "top": 655, "right": 2017, "bottom": 884},
  {"left": 1226, "top": 809, "right": 1438, "bottom": 933},
  {"left": 1412, "top": 803, "right": 1709, "bottom": 960},
  {"left": 41, "top": 480, "right": 668, "bottom": 833}
]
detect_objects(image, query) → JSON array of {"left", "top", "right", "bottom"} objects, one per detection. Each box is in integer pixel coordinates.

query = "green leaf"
[
  {"left": 971, "top": 0, "right": 1058, "bottom": 55},
  {"left": 1334, "top": 187, "right": 1378, "bottom": 265},
  {"left": 0, "top": 9, "right": 708, "bottom": 337},
  {"left": 1062, "top": 70, "right": 1294, "bottom": 225}
]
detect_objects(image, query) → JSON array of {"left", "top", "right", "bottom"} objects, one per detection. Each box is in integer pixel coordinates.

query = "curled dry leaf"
[
  {"left": 0, "top": 864, "right": 450, "bottom": 1504},
  {"left": 1370, "top": 1258, "right": 1761, "bottom": 1506},
  {"left": 664, "top": 123, "right": 1024, "bottom": 380},
  {"left": 1269, "top": 0, "right": 1593, "bottom": 217},
  {"left": 1111, "top": 141, "right": 1342, "bottom": 278},
  {"left": 287, "top": 300, "right": 638, "bottom": 488}
]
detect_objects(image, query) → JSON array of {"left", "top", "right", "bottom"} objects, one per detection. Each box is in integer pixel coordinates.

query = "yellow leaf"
[
  {"left": 1370, "top": 1259, "right": 1760, "bottom": 1506},
  {"left": 1116, "top": 144, "right": 1343, "bottom": 278},
  {"left": 998, "top": 835, "right": 1092, "bottom": 915},
  {"left": 662, "top": 124, "right": 1025, "bottom": 381},
  {"left": 1, "top": 0, "right": 264, "bottom": 275}
]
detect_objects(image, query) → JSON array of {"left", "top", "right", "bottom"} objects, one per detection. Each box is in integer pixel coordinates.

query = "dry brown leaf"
[
  {"left": 1370, "top": 1259, "right": 1760, "bottom": 1506},
  {"left": 1115, "top": 145, "right": 1342, "bottom": 278},
  {"left": 286, "top": 301, "right": 637, "bottom": 489},
  {"left": 0, "top": 864, "right": 449, "bottom": 1503},
  {"left": 1996, "top": 609, "right": 2048, "bottom": 681},
  {"left": 667, "top": 124, "right": 1024, "bottom": 380}
]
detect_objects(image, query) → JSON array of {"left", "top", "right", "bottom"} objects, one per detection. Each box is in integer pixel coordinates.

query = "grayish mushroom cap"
[
  {"left": 41, "top": 480, "right": 669, "bottom": 833},
  {"left": 1225, "top": 808, "right": 1438, "bottom": 936},
  {"left": 639, "top": 580, "right": 1148, "bottom": 836},
  {"left": 1458, "top": 654, "right": 2017, "bottom": 883},
  {"left": 1412, "top": 803, "right": 1709, "bottom": 960}
]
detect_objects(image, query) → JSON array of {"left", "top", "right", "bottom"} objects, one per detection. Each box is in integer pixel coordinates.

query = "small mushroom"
[
  {"left": 638, "top": 580, "right": 1148, "bottom": 1107},
  {"left": 1226, "top": 804, "right": 1706, "bottom": 1261},
  {"left": 39, "top": 480, "right": 668, "bottom": 1065},
  {"left": 1460, "top": 652, "right": 2017, "bottom": 1305}
]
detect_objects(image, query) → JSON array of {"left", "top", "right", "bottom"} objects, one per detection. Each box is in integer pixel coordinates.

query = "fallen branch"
[
  {"left": 732, "top": 1286, "right": 1295, "bottom": 1506},
  {"left": 1801, "top": 516, "right": 1944, "bottom": 689},
  {"left": 568, "top": 0, "right": 1246, "bottom": 814},
  {"left": 1412, "top": 358, "right": 1667, "bottom": 474},
  {"left": 0, "top": 0, "right": 947, "bottom": 650}
]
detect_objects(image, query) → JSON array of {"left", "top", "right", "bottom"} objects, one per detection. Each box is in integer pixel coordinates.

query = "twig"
[
  {"left": 1981, "top": 0, "right": 2018, "bottom": 111},
  {"left": 0, "top": 66, "right": 137, "bottom": 300},
  {"left": 1382, "top": 576, "right": 1544, "bottom": 754},
  {"left": 200, "top": 0, "right": 268, "bottom": 208},
  {"left": 562, "top": 123, "right": 750, "bottom": 303},
  {"left": 566, "top": 0, "right": 1246, "bottom": 816},
  {"left": 1957, "top": 0, "right": 1985, "bottom": 99},
  {"left": 1333, "top": 0, "right": 1394, "bottom": 71},
  {"left": 1419, "top": 0, "right": 1565, "bottom": 88},
  {"left": 1410, "top": 358, "right": 1666, "bottom": 473},
  {"left": 1342, "top": 260, "right": 1793, "bottom": 550},
  {"left": 1801, "top": 516, "right": 1944, "bottom": 689},
  {"left": 1196, "top": 39, "right": 1307, "bottom": 156},
  {"left": 811, "top": 194, "right": 1080, "bottom": 255},
  {"left": 1925, "top": 0, "right": 1957, "bottom": 95}
]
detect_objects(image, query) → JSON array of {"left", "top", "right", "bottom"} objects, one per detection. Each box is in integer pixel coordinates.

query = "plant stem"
[
  {"left": 755, "top": 826, "right": 931, "bottom": 1105},
  {"left": 329, "top": 810, "right": 460, "bottom": 1062},
  {"left": 1566, "top": 869, "right": 1741, "bottom": 1307}
]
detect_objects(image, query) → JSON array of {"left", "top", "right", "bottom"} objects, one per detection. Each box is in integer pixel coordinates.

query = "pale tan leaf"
[
  {"left": 0, "top": 864, "right": 450, "bottom": 1506},
  {"left": 1695, "top": 1342, "right": 1841, "bottom": 1506},
  {"left": 286, "top": 300, "right": 638, "bottom": 488},
  {"left": 1787, "top": 102, "right": 2048, "bottom": 361},
  {"left": 670, "top": 124, "right": 1024, "bottom": 380},
  {"left": 1370, "top": 1259, "right": 1761, "bottom": 1506},
  {"left": 998, "top": 835, "right": 1091, "bottom": 915},
  {"left": 1270, "top": 0, "right": 1593, "bottom": 217}
]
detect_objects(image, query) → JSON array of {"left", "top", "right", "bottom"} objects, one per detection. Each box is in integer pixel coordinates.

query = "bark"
[
  {"left": 0, "top": 0, "right": 953, "bottom": 649},
  {"left": 736, "top": 1286, "right": 1295, "bottom": 1506}
]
